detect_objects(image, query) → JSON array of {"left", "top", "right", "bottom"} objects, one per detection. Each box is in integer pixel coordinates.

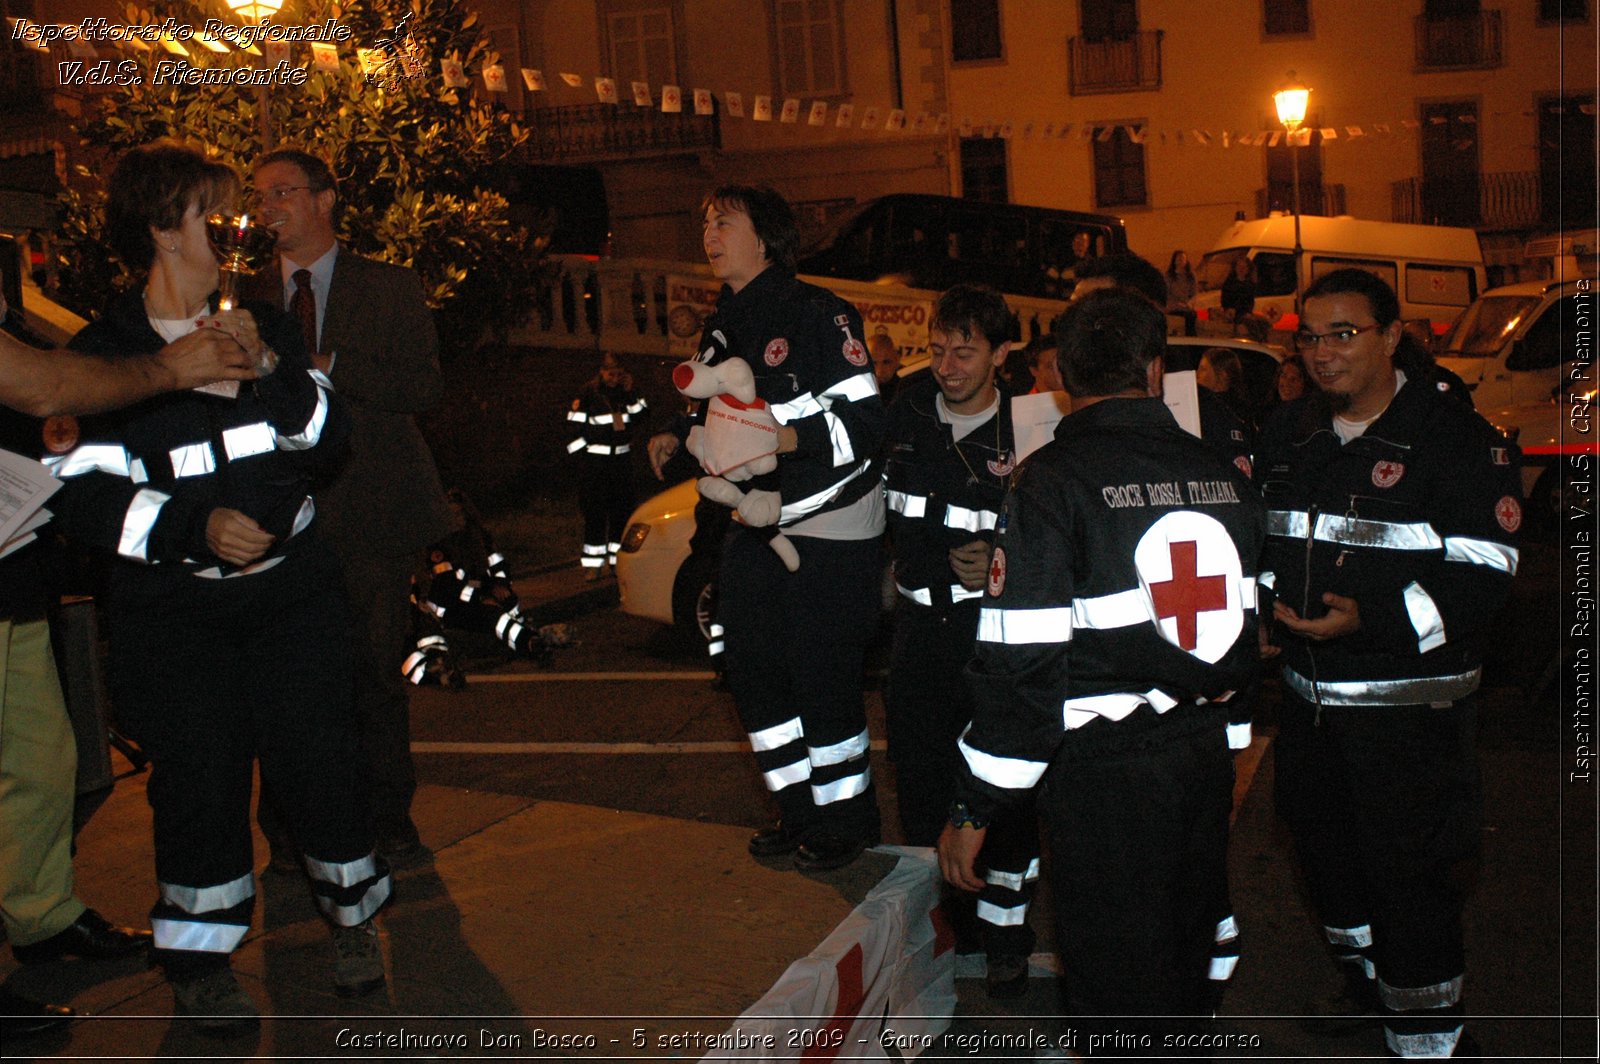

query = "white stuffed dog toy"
[{"left": 671, "top": 357, "right": 800, "bottom": 572}]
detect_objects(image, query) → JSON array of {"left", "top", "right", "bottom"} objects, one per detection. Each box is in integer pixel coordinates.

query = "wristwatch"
[{"left": 947, "top": 798, "right": 990, "bottom": 831}]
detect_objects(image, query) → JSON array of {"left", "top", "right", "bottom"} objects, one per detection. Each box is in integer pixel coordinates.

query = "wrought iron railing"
[
  {"left": 1391, "top": 171, "right": 1540, "bottom": 229},
  {"left": 1068, "top": 30, "right": 1163, "bottom": 95}
]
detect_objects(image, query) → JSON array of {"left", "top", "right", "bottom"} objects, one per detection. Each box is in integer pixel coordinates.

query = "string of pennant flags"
[{"left": 12, "top": 16, "right": 1590, "bottom": 147}]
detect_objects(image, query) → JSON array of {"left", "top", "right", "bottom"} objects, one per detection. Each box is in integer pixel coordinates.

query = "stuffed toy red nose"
[{"left": 672, "top": 363, "right": 696, "bottom": 391}]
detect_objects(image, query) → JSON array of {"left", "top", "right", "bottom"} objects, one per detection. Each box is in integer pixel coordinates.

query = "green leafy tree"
[{"left": 52, "top": 0, "right": 546, "bottom": 354}]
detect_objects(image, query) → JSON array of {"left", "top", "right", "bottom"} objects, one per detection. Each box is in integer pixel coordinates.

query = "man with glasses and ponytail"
[{"left": 1257, "top": 267, "right": 1521, "bottom": 1059}]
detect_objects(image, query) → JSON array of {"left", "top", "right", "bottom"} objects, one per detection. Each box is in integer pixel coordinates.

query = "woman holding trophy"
[{"left": 45, "top": 141, "right": 391, "bottom": 1031}]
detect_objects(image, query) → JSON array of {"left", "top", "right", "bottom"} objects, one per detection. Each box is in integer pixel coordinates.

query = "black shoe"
[
  {"left": 793, "top": 831, "right": 874, "bottom": 872},
  {"left": 0, "top": 985, "right": 75, "bottom": 1036},
  {"left": 1297, "top": 974, "right": 1380, "bottom": 1036},
  {"left": 12, "top": 909, "right": 153, "bottom": 964},
  {"left": 748, "top": 823, "right": 808, "bottom": 858},
  {"left": 985, "top": 954, "right": 1031, "bottom": 1001},
  {"left": 380, "top": 836, "right": 433, "bottom": 869}
]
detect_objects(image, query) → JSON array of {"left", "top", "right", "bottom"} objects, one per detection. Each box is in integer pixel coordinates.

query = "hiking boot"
[
  {"left": 171, "top": 968, "right": 259, "bottom": 1036},
  {"left": 332, "top": 919, "right": 385, "bottom": 998}
]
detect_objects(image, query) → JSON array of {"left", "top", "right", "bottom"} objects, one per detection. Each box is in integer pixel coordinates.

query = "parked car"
[
  {"left": 1437, "top": 279, "right": 1585, "bottom": 410},
  {"left": 616, "top": 336, "right": 1285, "bottom": 645}
]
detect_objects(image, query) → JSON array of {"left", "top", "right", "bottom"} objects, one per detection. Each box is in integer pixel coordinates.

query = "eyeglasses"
[
  {"left": 1294, "top": 322, "right": 1382, "bottom": 350},
  {"left": 251, "top": 185, "right": 313, "bottom": 203}
]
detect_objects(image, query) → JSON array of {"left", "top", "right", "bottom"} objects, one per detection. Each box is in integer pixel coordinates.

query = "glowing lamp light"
[
  {"left": 227, "top": 0, "right": 284, "bottom": 23},
  {"left": 1274, "top": 73, "right": 1310, "bottom": 132}
]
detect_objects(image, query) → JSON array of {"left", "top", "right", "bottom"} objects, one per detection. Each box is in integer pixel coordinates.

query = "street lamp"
[
  {"left": 1274, "top": 72, "right": 1310, "bottom": 318},
  {"left": 225, "top": 0, "right": 285, "bottom": 150}
]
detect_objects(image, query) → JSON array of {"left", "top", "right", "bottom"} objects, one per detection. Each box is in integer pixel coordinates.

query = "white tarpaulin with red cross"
[{"left": 703, "top": 848, "right": 953, "bottom": 1061}]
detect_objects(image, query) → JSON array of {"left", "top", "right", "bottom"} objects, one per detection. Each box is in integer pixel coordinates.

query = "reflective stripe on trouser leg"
[
  {"left": 1326, "top": 922, "right": 1377, "bottom": 979},
  {"left": 976, "top": 811, "right": 1041, "bottom": 958},
  {"left": 152, "top": 872, "right": 255, "bottom": 955},
  {"left": 304, "top": 851, "right": 393, "bottom": 926},
  {"left": 808, "top": 728, "right": 870, "bottom": 806},
  {"left": 580, "top": 544, "right": 606, "bottom": 568},
  {"left": 1209, "top": 913, "right": 1240, "bottom": 981},
  {"left": 1381, "top": 974, "right": 1465, "bottom": 1058},
  {"left": 607, "top": 541, "right": 622, "bottom": 565},
  {"left": 748, "top": 717, "right": 811, "bottom": 794}
]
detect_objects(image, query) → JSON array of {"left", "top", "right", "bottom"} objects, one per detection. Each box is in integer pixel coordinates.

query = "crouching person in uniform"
[
  {"left": 47, "top": 142, "right": 391, "bottom": 1032},
  {"left": 1258, "top": 268, "right": 1521, "bottom": 1059},
  {"left": 939, "top": 286, "right": 1265, "bottom": 1051}
]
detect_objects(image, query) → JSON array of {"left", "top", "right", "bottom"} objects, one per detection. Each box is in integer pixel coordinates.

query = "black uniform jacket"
[
  {"left": 51, "top": 289, "right": 348, "bottom": 591},
  {"left": 566, "top": 381, "right": 647, "bottom": 458},
  {"left": 688, "top": 267, "right": 884, "bottom": 525},
  {"left": 883, "top": 377, "right": 1015, "bottom": 613},
  {"left": 1255, "top": 377, "right": 1521, "bottom": 704},
  {"left": 958, "top": 397, "right": 1267, "bottom": 820}
]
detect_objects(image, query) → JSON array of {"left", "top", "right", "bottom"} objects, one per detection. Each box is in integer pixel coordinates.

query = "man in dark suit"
[{"left": 246, "top": 149, "right": 456, "bottom": 865}]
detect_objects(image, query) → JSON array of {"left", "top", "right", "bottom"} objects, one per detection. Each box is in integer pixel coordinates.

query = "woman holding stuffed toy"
[{"left": 650, "top": 185, "right": 886, "bottom": 871}]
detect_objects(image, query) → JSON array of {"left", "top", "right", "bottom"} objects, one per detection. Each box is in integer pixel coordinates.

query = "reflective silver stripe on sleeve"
[
  {"left": 567, "top": 410, "right": 588, "bottom": 423},
  {"left": 809, "top": 728, "right": 869, "bottom": 767},
  {"left": 1444, "top": 535, "right": 1519, "bottom": 574},
  {"left": 1267, "top": 509, "right": 1308, "bottom": 538},
  {"left": 1283, "top": 666, "right": 1481, "bottom": 706},
  {"left": 1377, "top": 974, "right": 1463, "bottom": 1011},
  {"left": 811, "top": 766, "right": 870, "bottom": 805},
  {"left": 822, "top": 411, "right": 854, "bottom": 467},
  {"left": 1059, "top": 692, "right": 1150, "bottom": 730},
  {"left": 150, "top": 917, "right": 249, "bottom": 954},
  {"left": 821, "top": 371, "right": 878, "bottom": 404},
  {"left": 628, "top": 398, "right": 647, "bottom": 414},
  {"left": 886, "top": 490, "right": 927, "bottom": 518},
  {"left": 1071, "top": 588, "right": 1148, "bottom": 631},
  {"left": 769, "top": 392, "right": 822, "bottom": 423},
  {"left": 1226, "top": 722, "right": 1252, "bottom": 749},
  {"left": 984, "top": 858, "right": 1042, "bottom": 891},
  {"left": 1402, "top": 581, "right": 1447, "bottom": 653},
  {"left": 958, "top": 727, "right": 1048, "bottom": 790},
  {"left": 778, "top": 460, "right": 872, "bottom": 523},
  {"left": 976, "top": 899, "right": 1028, "bottom": 926},
  {"left": 119, "top": 488, "right": 169, "bottom": 561},
  {"left": 567, "top": 437, "right": 586, "bottom": 454},
  {"left": 316, "top": 877, "right": 391, "bottom": 926},
  {"left": 1259, "top": 570, "right": 1276, "bottom": 591},
  {"left": 951, "top": 584, "right": 985, "bottom": 602},
  {"left": 303, "top": 853, "right": 379, "bottom": 888},
  {"left": 277, "top": 378, "right": 330, "bottom": 450},
  {"left": 1325, "top": 923, "right": 1373, "bottom": 948},
  {"left": 585, "top": 443, "right": 631, "bottom": 455},
  {"left": 130, "top": 457, "right": 148, "bottom": 483},
  {"left": 977, "top": 606, "right": 1072, "bottom": 644},
  {"left": 896, "top": 583, "right": 933, "bottom": 606},
  {"left": 159, "top": 872, "right": 255, "bottom": 913},
  {"left": 45, "top": 444, "right": 132, "bottom": 479},
  {"left": 762, "top": 757, "right": 811, "bottom": 791},
  {"left": 749, "top": 717, "right": 804, "bottom": 752},
  {"left": 1384, "top": 1028, "right": 1462, "bottom": 1059},
  {"left": 168, "top": 441, "right": 216, "bottom": 477},
  {"left": 944, "top": 504, "right": 999, "bottom": 532},
  {"left": 1314, "top": 514, "right": 1442, "bottom": 551},
  {"left": 223, "top": 421, "right": 276, "bottom": 461}
]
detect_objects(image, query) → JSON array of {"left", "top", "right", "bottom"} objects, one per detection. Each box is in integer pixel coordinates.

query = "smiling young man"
[
  {"left": 244, "top": 150, "right": 456, "bottom": 879},
  {"left": 1256, "top": 268, "right": 1522, "bottom": 1058},
  {"left": 880, "top": 284, "right": 1040, "bottom": 999},
  {"left": 652, "top": 185, "right": 886, "bottom": 872}
]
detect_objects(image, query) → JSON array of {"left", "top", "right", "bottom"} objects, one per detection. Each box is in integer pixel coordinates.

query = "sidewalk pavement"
[{"left": 0, "top": 561, "right": 951, "bottom": 1061}]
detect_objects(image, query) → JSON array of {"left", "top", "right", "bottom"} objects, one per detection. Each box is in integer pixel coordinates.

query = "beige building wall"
[{"left": 945, "top": 0, "right": 1594, "bottom": 268}]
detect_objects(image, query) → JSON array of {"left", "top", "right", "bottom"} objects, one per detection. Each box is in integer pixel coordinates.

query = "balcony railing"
[
  {"left": 521, "top": 102, "right": 719, "bottom": 163},
  {"left": 1256, "top": 183, "right": 1347, "bottom": 219},
  {"left": 1414, "top": 11, "right": 1504, "bottom": 70},
  {"left": 1391, "top": 171, "right": 1541, "bottom": 229},
  {"left": 1068, "top": 30, "right": 1163, "bottom": 95}
]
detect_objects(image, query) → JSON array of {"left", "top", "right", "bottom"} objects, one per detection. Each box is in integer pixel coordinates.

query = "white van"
[
  {"left": 1191, "top": 215, "right": 1487, "bottom": 333},
  {"left": 1437, "top": 278, "right": 1588, "bottom": 409}
]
